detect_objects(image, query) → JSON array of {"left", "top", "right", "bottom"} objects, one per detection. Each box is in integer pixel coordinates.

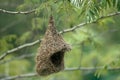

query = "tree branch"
[
  {"left": 0, "top": 8, "right": 36, "bottom": 14},
  {"left": 60, "top": 11, "right": 120, "bottom": 34},
  {"left": 64, "top": 66, "right": 120, "bottom": 71},
  {"left": 0, "top": 73, "right": 37, "bottom": 80},
  {"left": 0, "top": 40, "right": 41, "bottom": 60},
  {"left": 0, "top": 29, "right": 118, "bottom": 64},
  {"left": 0, "top": 11, "right": 120, "bottom": 60},
  {"left": 1, "top": 66, "right": 120, "bottom": 80}
]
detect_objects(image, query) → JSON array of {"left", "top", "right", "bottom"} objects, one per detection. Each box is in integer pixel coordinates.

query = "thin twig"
[
  {"left": 0, "top": 40, "right": 41, "bottom": 60},
  {"left": 1, "top": 66, "right": 120, "bottom": 80},
  {"left": 0, "top": 11, "right": 120, "bottom": 60},
  {"left": 0, "top": 8, "right": 36, "bottom": 14}
]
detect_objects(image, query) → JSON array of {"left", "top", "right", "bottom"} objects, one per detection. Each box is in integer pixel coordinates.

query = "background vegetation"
[{"left": 0, "top": 0, "right": 120, "bottom": 80}]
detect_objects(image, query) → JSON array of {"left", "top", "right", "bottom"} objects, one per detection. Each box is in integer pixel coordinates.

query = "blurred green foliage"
[{"left": 0, "top": 0, "right": 120, "bottom": 80}]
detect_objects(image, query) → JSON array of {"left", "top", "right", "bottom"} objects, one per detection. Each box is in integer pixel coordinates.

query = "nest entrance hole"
[{"left": 50, "top": 51, "right": 64, "bottom": 67}]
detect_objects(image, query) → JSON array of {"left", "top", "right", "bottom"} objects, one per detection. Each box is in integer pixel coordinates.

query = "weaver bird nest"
[{"left": 36, "top": 16, "right": 71, "bottom": 76}]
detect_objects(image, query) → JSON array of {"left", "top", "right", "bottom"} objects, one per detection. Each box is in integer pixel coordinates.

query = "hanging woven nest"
[{"left": 36, "top": 15, "right": 71, "bottom": 76}]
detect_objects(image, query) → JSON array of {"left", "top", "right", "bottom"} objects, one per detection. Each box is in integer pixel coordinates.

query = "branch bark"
[
  {"left": 1, "top": 66, "right": 120, "bottom": 80},
  {"left": 0, "top": 11, "right": 120, "bottom": 60}
]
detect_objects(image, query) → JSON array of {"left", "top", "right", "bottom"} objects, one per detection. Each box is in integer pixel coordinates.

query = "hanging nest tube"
[{"left": 36, "top": 16, "right": 71, "bottom": 76}]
